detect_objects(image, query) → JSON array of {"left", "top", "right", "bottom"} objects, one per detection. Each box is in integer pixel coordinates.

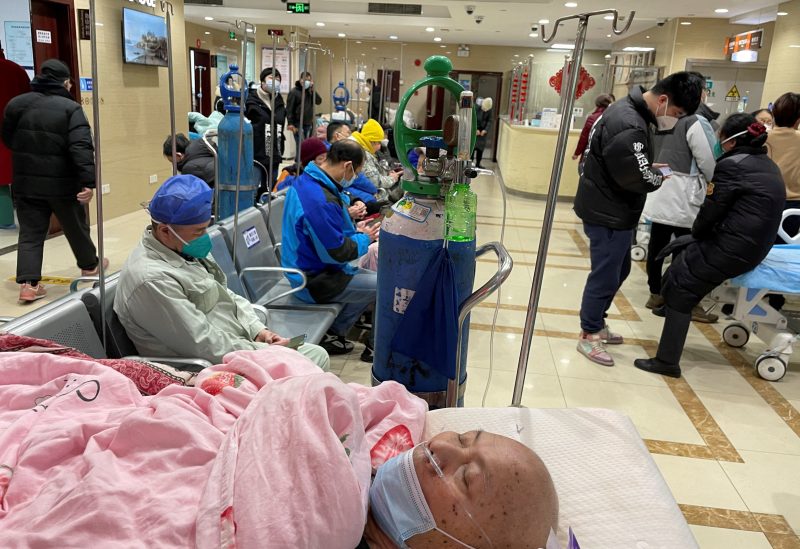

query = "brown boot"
[
  {"left": 646, "top": 294, "right": 665, "bottom": 310},
  {"left": 691, "top": 306, "right": 718, "bottom": 324}
]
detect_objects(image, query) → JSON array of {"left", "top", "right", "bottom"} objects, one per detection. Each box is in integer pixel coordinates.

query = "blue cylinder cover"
[
  {"left": 217, "top": 65, "right": 256, "bottom": 219},
  {"left": 373, "top": 194, "right": 476, "bottom": 399}
]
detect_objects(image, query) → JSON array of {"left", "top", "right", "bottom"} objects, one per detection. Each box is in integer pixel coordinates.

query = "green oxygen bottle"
[{"left": 445, "top": 183, "right": 477, "bottom": 242}]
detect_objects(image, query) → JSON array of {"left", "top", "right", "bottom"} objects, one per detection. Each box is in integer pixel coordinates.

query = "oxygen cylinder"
[
  {"left": 372, "top": 56, "right": 478, "bottom": 408},
  {"left": 217, "top": 65, "right": 256, "bottom": 219}
]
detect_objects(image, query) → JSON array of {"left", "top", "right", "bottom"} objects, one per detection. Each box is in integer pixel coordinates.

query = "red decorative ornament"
[
  {"left": 549, "top": 64, "right": 596, "bottom": 100},
  {"left": 414, "top": 59, "right": 422, "bottom": 67}
]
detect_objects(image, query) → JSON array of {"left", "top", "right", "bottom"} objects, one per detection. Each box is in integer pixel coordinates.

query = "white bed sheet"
[{"left": 425, "top": 407, "right": 698, "bottom": 549}]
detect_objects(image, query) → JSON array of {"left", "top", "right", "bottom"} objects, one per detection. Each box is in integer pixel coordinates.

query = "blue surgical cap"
[{"left": 149, "top": 175, "right": 213, "bottom": 225}]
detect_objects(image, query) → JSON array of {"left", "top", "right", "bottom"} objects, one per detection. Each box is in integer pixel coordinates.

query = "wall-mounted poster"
[
  {"left": 261, "top": 47, "right": 291, "bottom": 94},
  {"left": 4, "top": 21, "right": 34, "bottom": 70}
]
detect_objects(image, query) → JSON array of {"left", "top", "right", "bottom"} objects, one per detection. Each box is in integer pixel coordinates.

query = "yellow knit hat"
[{"left": 351, "top": 119, "right": 385, "bottom": 155}]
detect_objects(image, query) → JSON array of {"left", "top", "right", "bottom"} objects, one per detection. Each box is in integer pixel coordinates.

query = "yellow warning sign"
[
  {"left": 7, "top": 275, "right": 73, "bottom": 285},
  {"left": 725, "top": 84, "right": 741, "bottom": 102}
]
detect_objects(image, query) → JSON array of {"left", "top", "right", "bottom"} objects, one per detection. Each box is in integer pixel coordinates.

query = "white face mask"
[
  {"left": 656, "top": 98, "right": 679, "bottom": 131},
  {"left": 380, "top": 138, "right": 389, "bottom": 148}
]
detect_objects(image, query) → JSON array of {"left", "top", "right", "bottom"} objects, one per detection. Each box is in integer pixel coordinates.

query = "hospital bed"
[
  {"left": 710, "top": 210, "right": 800, "bottom": 381},
  {"left": 0, "top": 299, "right": 698, "bottom": 546}
]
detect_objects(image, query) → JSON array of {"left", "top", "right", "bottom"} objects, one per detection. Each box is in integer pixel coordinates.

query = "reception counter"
[{"left": 496, "top": 118, "right": 583, "bottom": 199}]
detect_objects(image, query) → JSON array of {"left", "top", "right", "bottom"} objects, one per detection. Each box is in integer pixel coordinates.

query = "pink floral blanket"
[{"left": 0, "top": 346, "right": 427, "bottom": 548}]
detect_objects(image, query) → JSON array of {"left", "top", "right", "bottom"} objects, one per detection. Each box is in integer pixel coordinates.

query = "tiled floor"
[{"left": 3, "top": 165, "right": 800, "bottom": 548}]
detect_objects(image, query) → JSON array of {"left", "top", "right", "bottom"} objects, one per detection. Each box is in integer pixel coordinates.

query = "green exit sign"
[
  {"left": 229, "top": 31, "right": 236, "bottom": 39},
  {"left": 286, "top": 2, "right": 310, "bottom": 13}
]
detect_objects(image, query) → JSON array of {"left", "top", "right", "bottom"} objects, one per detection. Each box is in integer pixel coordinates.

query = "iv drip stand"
[{"left": 511, "top": 9, "right": 634, "bottom": 407}]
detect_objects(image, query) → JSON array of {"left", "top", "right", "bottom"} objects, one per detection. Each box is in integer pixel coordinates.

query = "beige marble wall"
[
  {"left": 763, "top": 0, "right": 800, "bottom": 106},
  {"left": 74, "top": 0, "right": 191, "bottom": 221},
  {"left": 496, "top": 119, "right": 581, "bottom": 198}
]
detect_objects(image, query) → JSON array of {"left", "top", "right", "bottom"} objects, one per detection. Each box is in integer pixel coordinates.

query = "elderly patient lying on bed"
[
  {"left": 363, "top": 430, "right": 558, "bottom": 549},
  {"left": 0, "top": 345, "right": 557, "bottom": 549}
]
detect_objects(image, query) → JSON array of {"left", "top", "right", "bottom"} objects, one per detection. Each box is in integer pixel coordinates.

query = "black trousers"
[
  {"left": 646, "top": 222, "right": 691, "bottom": 295},
  {"left": 16, "top": 196, "right": 99, "bottom": 284},
  {"left": 473, "top": 148, "right": 484, "bottom": 167},
  {"left": 656, "top": 306, "right": 693, "bottom": 365}
]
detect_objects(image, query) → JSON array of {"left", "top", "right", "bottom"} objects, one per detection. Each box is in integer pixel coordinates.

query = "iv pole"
[
  {"left": 511, "top": 9, "right": 634, "bottom": 407},
  {"left": 88, "top": 0, "right": 107, "bottom": 351},
  {"left": 231, "top": 19, "right": 255, "bottom": 268},
  {"left": 161, "top": 0, "right": 177, "bottom": 176}
]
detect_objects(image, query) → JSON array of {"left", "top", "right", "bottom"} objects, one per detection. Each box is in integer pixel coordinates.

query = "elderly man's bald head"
[{"left": 365, "top": 430, "right": 554, "bottom": 549}]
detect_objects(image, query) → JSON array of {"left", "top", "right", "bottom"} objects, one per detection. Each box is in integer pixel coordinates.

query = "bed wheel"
[
  {"left": 631, "top": 245, "right": 647, "bottom": 262},
  {"left": 755, "top": 354, "right": 787, "bottom": 382},
  {"left": 723, "top": 323, "right": 749, "bottom": 348}
]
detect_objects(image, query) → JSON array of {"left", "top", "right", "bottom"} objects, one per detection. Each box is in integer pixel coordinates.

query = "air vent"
[{"left": 368, "top": 3, "right": 422, "bottom": 15}]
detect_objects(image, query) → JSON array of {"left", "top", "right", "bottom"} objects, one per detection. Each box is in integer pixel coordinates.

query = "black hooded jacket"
[
  {"left": 696, "top": 102, "right": 721, "bottom": 131},
  {"left": 245, "top": 89, "right": 286, "bottom": 165},
  {"left": 573, "top": 86, "right": 666, "bottom": 230},
  {"left": 286, "top": 82, "right": 322, "bottom": 127},
  {"left": 178, "top": 138, "right": 216, "bottom": 187},
  {"left": 2, "top": 77, "right": 94, "bottom": 198},
  {"left": 661, "top": 145, "right": 786, "bottom": 313}
]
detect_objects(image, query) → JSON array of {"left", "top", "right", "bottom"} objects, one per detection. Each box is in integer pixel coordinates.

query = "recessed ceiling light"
[
  {"left": 529, "top": 32, "right": 539, "bottom": 37},
  {"left": 529, "top": 53, "right": 535, "bottom": 57},
  {"left": 564, "top": 2, "right": 578, "bottom": 7},
  {"left": 356, "top": 40, "right": 362, "bottom": 44},
  {"left": 604, "top": 14, "right": 614, "bottom": 20},
  {"left": 538, "top": 19, "right": 550, "bottom": 24},
  {"left": 623, "top": 46, "right": 655, "bottom": 52},
  {"left": 790, "top": 44, "right": 800, "bottom": 48},
  {"left": 446, "top": 51, "right": 451, "bottom": 54},
  {"left": 389, "top": 35, "right": 398, "bottom": 40},
  {"left": 246, "top": 28, "right": 253, "bottom": 32},
  {"left": 440, "top": 45, "right": 446, "bottom": 48},
  {"left": 777, "top": 11, "right": 788, "bottom": 15},
  {"left": 605, "top": 54, "right": 612, "bottom": 59},
  {"left": 514, "top": 54, "right": 520, "bottom": 57},
  {"left": 204, "top": 16, "right": 214, "bottom": 21},
  {"left": 715, "top": 8, "right": 729, "bottom": 13},
  {"left": 552, "top": 43, "right": 575, "bottom": 49},
  {"left": 372, "top": 46, "right": 377, "bottom": 50},
  {"left": 316, "top": 22, "right": 325, "bottom": 27},
  {"left": 681, "top": 21, "right": 692, "bottom": 25},
  {"left": 646, "top": 35, "right": 651, "bottom": 38},
  {"left": 425, "top": 27, "right": 435, "bottom": 32},
  {"left": 606, "top": 34, "right": 612, "bottom": 38},
  {"left": 338, "top": 33, "right": 346, "bottom": 37},
  {"left": 434, "top": 36, "right": 442, "bottom": 42},
  {"left": 204, "top": 31, "right": 211, "bottom": 35}
]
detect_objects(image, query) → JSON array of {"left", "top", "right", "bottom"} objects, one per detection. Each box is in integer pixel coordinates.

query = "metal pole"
[
  {"left": 297, "top": 46, "right": 308, "bottom": 171},
  {"left": 268, "top": 32, "right": 277, "bottom": 194},
  {"left": 329, "top": 50, "right": 334, "bottom": 121},
  {"left": 162, "top": 1, "right": 177, "bottom": 175},
  {"left": 88, "top": 0, "right": 106, "bottom": 352},
  {"left": 232, "top": 20, "right": 254, "bottom": 267},
  {"left": 511, "top": 10, "right": 633, "bottom": 406}
]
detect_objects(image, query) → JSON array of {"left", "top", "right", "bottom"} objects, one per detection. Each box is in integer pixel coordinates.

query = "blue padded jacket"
[{"left": 281, "top": 162, "right": 370, "bottom": 303}]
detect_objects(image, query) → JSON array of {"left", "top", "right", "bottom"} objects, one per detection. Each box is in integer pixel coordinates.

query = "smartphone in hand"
[{"left": 286, "top": 334, "right": 306, "bottom": 349}]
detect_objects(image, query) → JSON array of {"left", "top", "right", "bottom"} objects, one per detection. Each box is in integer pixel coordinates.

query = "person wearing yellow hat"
[{"left": 350, "top": 119, "right": 402, "bottom": 191}]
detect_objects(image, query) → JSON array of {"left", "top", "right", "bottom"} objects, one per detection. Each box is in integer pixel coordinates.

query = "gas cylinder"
[
  {"left": 372, "top": 56, "right": 478, "bottom": 408},
  {"left": 217, "top": 65, "right": 256, "bottom": 219}
]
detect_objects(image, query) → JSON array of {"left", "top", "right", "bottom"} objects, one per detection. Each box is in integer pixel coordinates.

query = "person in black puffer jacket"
[
  {"left": 635, "top": 114, "right": 786, "bottom": 378},
  {"left": 162, "top": 133, "right": 216, "bottom": 187},
  {"left": 246, "top": 67, "right": 286, "bottom": 195},
  {"left": 574, "top": 72, "right": 704, "bottom": 367},
  {"left": 2, "top": 59, "right": 104, "bottom": 303}
]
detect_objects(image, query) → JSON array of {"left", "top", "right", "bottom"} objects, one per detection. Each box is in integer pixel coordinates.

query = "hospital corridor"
[{"left": 1, "top": 0, "right": 800, "bottom": 547}]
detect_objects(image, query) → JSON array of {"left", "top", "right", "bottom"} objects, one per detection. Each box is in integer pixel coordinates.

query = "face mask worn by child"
[
  {"left": 168, "top": 226, "right": 212, "bottom": 259},
  {"left": 369, "top": 445, "right": 492, "bottom": 549}
]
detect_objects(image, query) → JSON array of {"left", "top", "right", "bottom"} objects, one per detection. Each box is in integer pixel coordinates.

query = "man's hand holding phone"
[
  {"left": 653, "top": 163, "right": 673, "bottom": 179},
  {"left": 357, "top": 219, "right": 381, "bottom": 242}
]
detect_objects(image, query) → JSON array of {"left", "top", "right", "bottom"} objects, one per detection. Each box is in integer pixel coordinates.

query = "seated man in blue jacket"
[{"left": 282, "top": 140, "right": 380, "bottom": 360}]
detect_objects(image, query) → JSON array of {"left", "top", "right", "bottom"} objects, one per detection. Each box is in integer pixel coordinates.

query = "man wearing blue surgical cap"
[{"left": 115, "top": 175, "right": 329, "bottom": 369}]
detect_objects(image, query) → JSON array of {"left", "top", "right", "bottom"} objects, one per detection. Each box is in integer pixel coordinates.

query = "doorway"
[
  {"left": 30, "top": 0, "right": 80, "bottom": 103},
  {"left": 445, "top": 71, "right": 503, "bottom": 162},
  {"left": 685, "top": 59, "right": 768, "bottom": 119},
  {"left": 190, "top": 48, "right": 212, "bottom": 116},
  {"left": 29, "top": 0, "right": 85, "bottom": 235}
]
